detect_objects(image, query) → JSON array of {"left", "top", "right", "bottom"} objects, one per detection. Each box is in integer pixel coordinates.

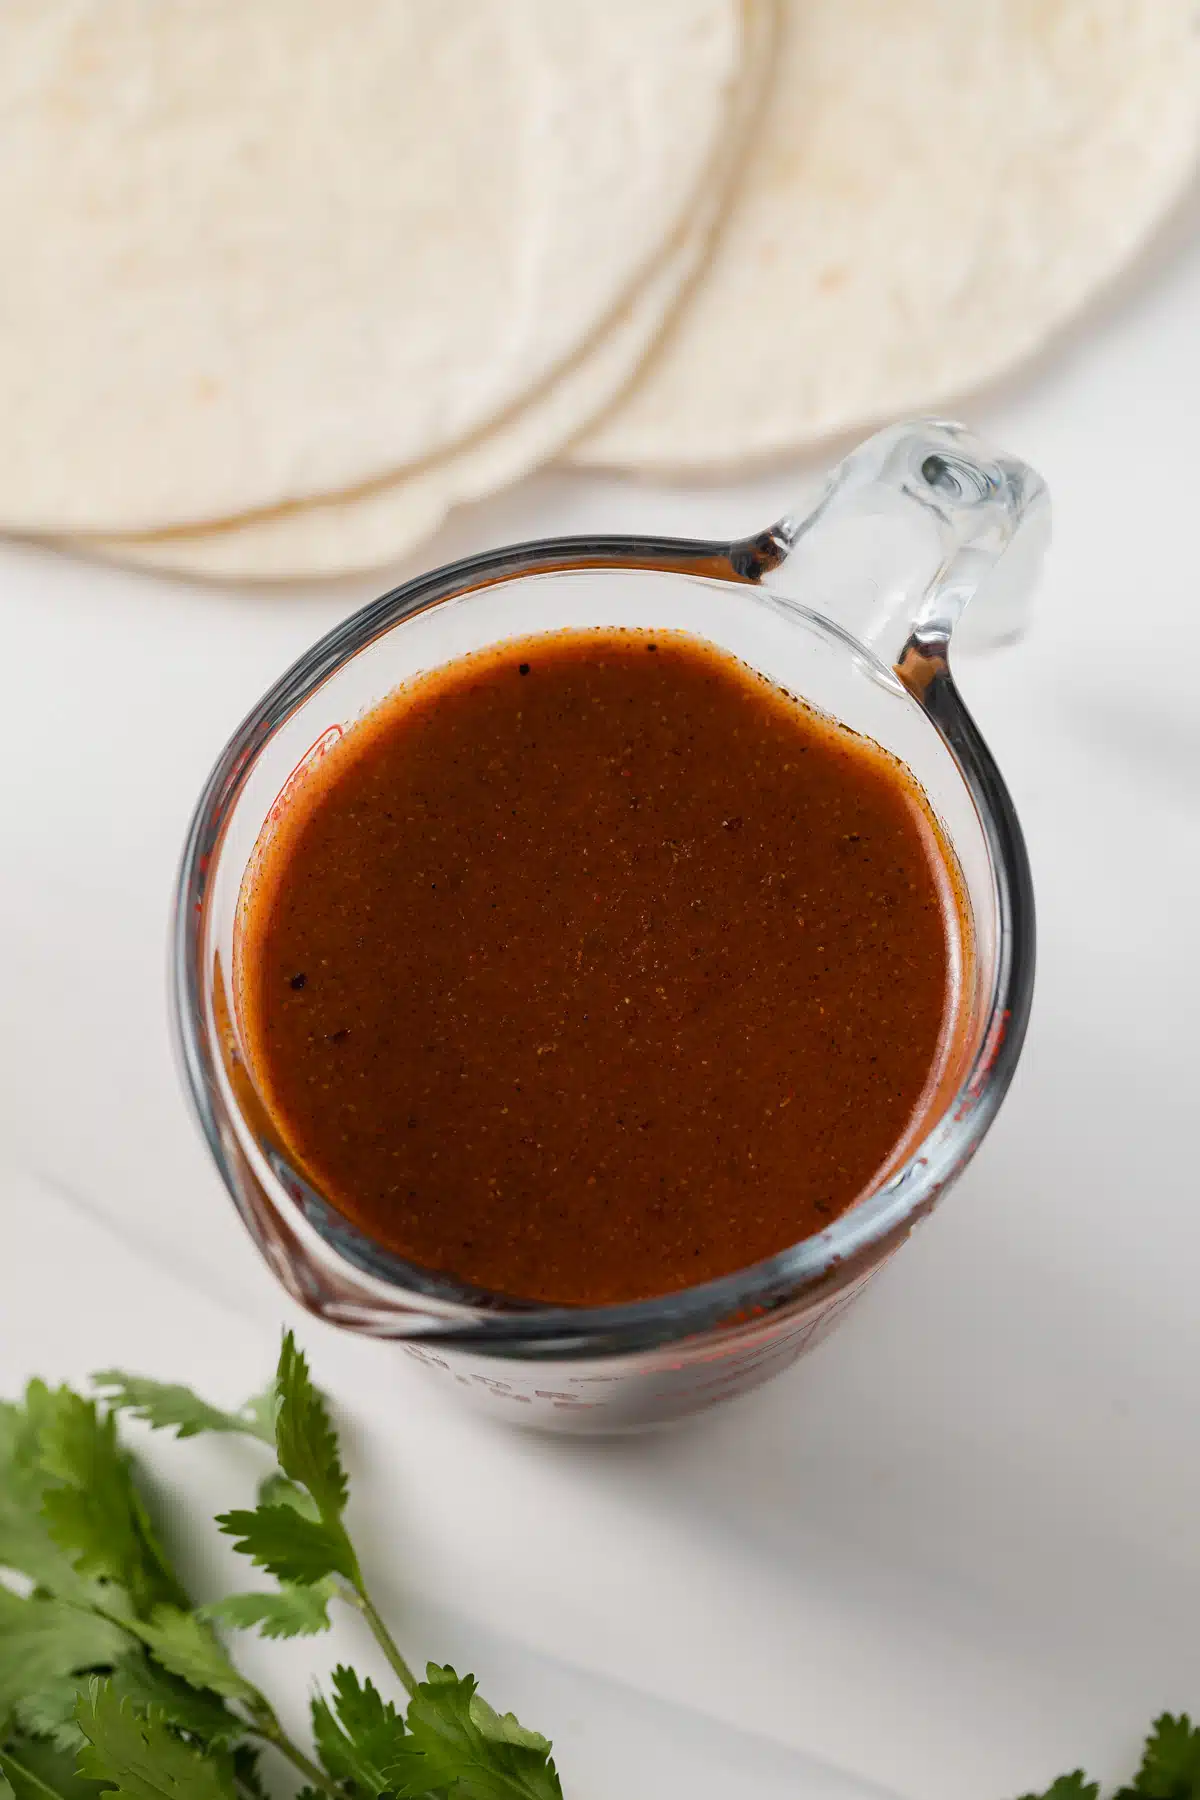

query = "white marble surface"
[{"left": 2, "top": 179, "right": 1199, "bottom": 1799}]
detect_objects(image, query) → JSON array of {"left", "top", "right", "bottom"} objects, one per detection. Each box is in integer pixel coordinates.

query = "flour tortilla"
[
  {"left": 72, "top": 0, "right": 776, "bottom": 581},
  {"left": 0, "top": 0, "right": 741, "bottom": 531},
  {"left": 71, "top": 243, "right": 699, "bottom": 582},
  {"left": 571, "top": 0, "right": 1200, "bottom": 475}
]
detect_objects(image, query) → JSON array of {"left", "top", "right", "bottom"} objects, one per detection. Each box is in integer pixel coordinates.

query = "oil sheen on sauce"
[{"left": 237, "top": 629, "right": 965, "bottom": 1306}]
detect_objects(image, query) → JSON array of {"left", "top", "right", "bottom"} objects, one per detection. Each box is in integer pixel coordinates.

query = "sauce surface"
[{"left": 239, "top": 629, "right": 962, "bottom": 1306}]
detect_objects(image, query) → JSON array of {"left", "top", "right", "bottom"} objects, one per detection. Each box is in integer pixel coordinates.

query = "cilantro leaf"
[
  {"left": 0, "top": 1398, "right": 129, "bottom": 1611},
  {"left": 13, "top": 1677, "right": 87, "bottom": 1753},
  {"left": 75, "top": 1683, "right": 236, "bottom": 1800},
  {"left": 310, "top": 1698, "right": 390, "bottom": 1795},
  {"left": 329, "top": 1666, "right": 399, "bottom": 1741},
  {"left": 0, "top": 1398, "right": 32, "bottom": 1462},
  {"left": 239, "top": 1388, "right": 278, "bottom": 1449},
  {"left": 215, "top": 1506, "right": 355, "bottom": 1586},
  {"left": 130, "top": 1611, "right": 256, "bottom": 1707},
  {"left": 0, "top": 1398, "right": 53, "bottom": 1558},
  {"left": 0, "top": 1587, "right": 127, "bottom": 1714},
  {"left": 0, "top": 1479, "right": 115, "bottom": 1611},
  {"left": 255, "top": 1475, "right": 318, "bottom": 1521},
  {"left": 405, "top": 1665, "right": 562, "bottom": 1800},
  {"left": 0, "top": 1495, "right": 112, "bottom": 1611},
  {"left": 311, "top": 1669, "right": 426, "bottom": 1797},
  {"left": 31, "top": 1389, "right": 186, "bottom": 1616},
  {"left": 14, "top": 1384, "right": 57, "bottom": 1461},
  {"left": 0, "top": 1735, "right": 105, "bottom": 1800},
  {"left": 8, "top": 1656, "right": 238, "bottom": 1766},
  {"left": 273, "top": 1335, "right": 348, "bottom": 1525},
  {"left": 200, "top": 1583, "right": 332, "bottom": 1640},
  {"left": 91, "top": 1379, "right": 275, "bottom": 1449},
  {"left": 105, "top": 1655, "right": 241, "bottom": 1746},
  {"left": 1017, "top": 1777, "right": 1099, "bottom": 1800},
  {"left": 0, "top": 1769, "right": 13, "bottom": 1800},
  {"left": 310, "top": 1694, "right": 361, "bottom": 1787},
  {"left": 1114, "top": 1713, "right": 1200, "bottom": 1797}
]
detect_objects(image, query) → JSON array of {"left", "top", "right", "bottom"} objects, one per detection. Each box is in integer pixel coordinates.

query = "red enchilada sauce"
[{"left": 239, "top": 629, "right": 963, "bottom": 1306}]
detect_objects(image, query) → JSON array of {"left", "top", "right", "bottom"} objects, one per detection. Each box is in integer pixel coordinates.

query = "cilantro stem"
[
  {"left": 0, "top": 1746, "right": 71, "bottom": 1800},
  {"left": 346, "top": 1584, "right": 418, "bottom": 1697}
]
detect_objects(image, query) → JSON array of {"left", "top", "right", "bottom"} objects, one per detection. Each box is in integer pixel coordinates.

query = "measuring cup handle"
[{"left": 739, "top": 419, "right": 1051, "bottom": 682}]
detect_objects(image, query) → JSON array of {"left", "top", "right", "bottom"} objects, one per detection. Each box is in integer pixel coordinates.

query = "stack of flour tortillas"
[{"left": 0, "top": 0, "right": 1196, "bottom": 582}]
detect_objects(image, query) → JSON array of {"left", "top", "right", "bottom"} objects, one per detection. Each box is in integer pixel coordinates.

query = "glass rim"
[{"left": 172, "top": 525, "right": 1035, "bottom": 1361}]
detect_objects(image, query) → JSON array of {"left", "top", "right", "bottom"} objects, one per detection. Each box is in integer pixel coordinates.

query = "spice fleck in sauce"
[{"left": 239, "top": 629, "right": 964, "bottom": 1306}]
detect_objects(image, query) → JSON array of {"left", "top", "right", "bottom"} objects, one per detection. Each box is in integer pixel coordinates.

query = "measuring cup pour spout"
[{"left": 737, "top": 418, "right": 1051, "bottom": 691}]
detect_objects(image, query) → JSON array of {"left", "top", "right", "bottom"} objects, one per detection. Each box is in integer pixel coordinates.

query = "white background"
[{"left": 1, "top": 180, "right": 1198, "bottom": 1799}]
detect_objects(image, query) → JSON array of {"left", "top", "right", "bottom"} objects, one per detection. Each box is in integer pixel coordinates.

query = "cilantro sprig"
[
  {"left": 4, "top": 1333, "right": 1198, "bottom": 1799},
  {"left": 1018, "top": 1714, "right": 1200, "bottom": 1799},
  {"left": 1, "top": 1331, "right": 562, "bottom": 1800},
  {"left": 90, "top": 1378, "right": 276, "bottom": 1448}
]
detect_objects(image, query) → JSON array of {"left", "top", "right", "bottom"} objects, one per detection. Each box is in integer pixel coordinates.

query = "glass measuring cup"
[{"left": 175, "top": 419, "right": 1047, "bottom": 1431}]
